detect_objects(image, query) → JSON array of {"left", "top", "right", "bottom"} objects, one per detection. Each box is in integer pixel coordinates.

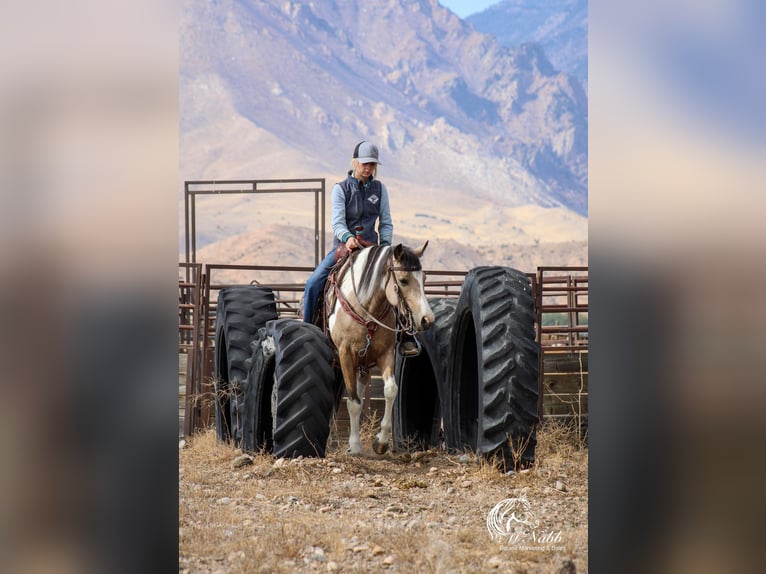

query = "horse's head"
[{"left": 386, "top": 241, "right": 435, "bottom": 332}]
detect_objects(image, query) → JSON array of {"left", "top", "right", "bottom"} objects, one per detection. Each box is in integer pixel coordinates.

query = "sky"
[{"left": 438, "top": 0, "right": 500, "bottom": 19}]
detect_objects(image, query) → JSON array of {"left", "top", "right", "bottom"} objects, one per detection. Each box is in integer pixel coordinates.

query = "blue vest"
[{"left": 335, "top": 173, "right": 383, "bottom": 247}]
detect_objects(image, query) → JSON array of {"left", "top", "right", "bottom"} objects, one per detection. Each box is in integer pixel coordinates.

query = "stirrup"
[{"left": 398, "top": 336, "right": 421, "bottom": 357}]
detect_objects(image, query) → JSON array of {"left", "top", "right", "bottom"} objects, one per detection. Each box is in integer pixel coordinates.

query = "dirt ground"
[{"left": 179, "top": 421, "right": 588, "bottom": 573}]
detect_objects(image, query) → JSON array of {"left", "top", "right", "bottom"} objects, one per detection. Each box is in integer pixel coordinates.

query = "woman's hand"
[{"left": 345, "top": 236, "right": 360, "bottom": 250}]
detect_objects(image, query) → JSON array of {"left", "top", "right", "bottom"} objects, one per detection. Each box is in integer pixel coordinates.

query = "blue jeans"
[{"left": 303, "top": 250, "right": 337, "bottom": 323}]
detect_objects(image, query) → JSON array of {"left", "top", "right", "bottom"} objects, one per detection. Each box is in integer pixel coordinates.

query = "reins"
[
  {"left": 347, "top": 249, "right": 420, "bottom": 336},
  {"left": 329, "top": 247, "right": 421, "bottom": 370},
  {"left": 331, "top": 276, "right": 390, "bottom": 365}
]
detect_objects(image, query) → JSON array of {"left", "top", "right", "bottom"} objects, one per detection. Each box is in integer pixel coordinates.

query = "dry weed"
[{"left": 180, "top": 421, "right": 587, "bottom": 573}]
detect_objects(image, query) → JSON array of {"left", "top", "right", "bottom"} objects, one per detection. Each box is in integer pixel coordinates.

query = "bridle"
[
  {"left": 385, "top": 258, "right": 425, "bottom": 334},
  {"left": 348, "top": 250, "right": 422, "bottom": 336},
  {"left": 330, "top": 248, "right": 423, "bottom": 361}
]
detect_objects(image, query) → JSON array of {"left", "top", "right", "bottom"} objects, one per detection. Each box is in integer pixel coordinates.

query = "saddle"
[
  {"left": 333, "top": 235, "right": 375, "bottom": 264},
  {"left": 316, "top": 236, "right": 375, "bottom": 334}
]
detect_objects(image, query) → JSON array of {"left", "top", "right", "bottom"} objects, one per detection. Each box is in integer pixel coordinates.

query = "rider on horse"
[{"left": 302, "top": 140, "right": 419, "bottom": 356}]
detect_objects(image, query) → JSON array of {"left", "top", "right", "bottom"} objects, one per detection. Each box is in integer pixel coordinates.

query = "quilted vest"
[{"left": 334, "top": 173, "right": 383, "bottom": 247}]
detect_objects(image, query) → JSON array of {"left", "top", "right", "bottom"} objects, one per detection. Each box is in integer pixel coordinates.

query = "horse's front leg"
[
  {"left": 347, "top": 370, "right": 371, "bottom": 455},
  {"left": 373, "top": 350, "right": 397, "bottom": 455},
  {"left": 339, "top": 348, "right": 365, "bottom": 455},
  {"left": 346, "top": 395, "right": 362, "bottom": 455}
]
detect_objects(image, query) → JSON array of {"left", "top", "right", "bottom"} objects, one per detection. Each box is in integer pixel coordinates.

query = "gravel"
[{"left": 179, "top": 425, "right": 588, "bottom": 573}]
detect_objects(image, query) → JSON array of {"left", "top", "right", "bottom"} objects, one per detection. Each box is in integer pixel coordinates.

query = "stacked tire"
[
  {"left": 393, "top": 298, "right": 456, "bottom": 450},
  {"left": 446, "top": 267, "right": 539, "bottom": 470},
  {"left": 244, "top": 319, "right": 335, "bottom": 457},
  {"left": 214, "top": 286, "right": 336, "bottom": 457},
  {"left": 214, "top": 287, "right": 278, "bottom": 448},
  {"left": 215, "top": 265, "right": 539, "bottom": 469}
]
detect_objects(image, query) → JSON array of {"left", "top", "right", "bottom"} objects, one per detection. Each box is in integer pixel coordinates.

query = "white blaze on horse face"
[
  {"left": 384, "top": 241, "right": 435, "bottom": 331},
  {"left": 411, "top": 242, "right": 433, "bottom": 329},
  {"left": 392, "top": 269, "right": 434, "bottom": 332},
  {"left": 411, "top": 270, "right": 434, "bottom": 330}
]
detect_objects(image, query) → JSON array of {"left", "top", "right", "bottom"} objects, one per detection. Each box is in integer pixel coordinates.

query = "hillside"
[
  {"left": 195, "top": 222, "right": 586, "bottom": 286},
  {"left": 180, "top": 0, "right": 588, "bottom": 271},
  {"left": 468, "top": 0, "right": 587, "bottom": 91}
]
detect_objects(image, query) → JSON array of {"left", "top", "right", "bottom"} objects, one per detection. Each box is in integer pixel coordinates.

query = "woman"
[{"left": 303, "top": 140, "right": 393, "bottom": 324}]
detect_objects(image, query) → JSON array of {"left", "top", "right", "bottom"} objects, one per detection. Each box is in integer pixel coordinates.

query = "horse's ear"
[
  {"left": 393, "top": 243, "right": 404, "bottom": 259},
  {"left": 411, "top": 240, "right": 429, "bottom": 258}
]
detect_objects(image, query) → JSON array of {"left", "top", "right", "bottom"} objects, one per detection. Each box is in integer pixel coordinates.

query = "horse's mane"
[{"left": 335, "top": 244, "right": 422, "bottom": 305}]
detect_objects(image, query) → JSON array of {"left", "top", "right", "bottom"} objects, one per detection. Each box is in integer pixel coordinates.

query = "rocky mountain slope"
[
  {"left": 468, "top": 0, "right": 587, "bottom": 91},
  {"left": 180, "top": 0, "right": 587, "bottom": 271}
]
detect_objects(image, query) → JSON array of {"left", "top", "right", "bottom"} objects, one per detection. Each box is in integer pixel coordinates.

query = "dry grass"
[{"left": 179, "top": 420, "right": 587, "bottom": 573}]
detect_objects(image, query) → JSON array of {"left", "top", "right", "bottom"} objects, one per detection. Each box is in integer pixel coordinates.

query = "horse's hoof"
[{"left": 372, "top": 439, "right": 389, "bottom": 455}]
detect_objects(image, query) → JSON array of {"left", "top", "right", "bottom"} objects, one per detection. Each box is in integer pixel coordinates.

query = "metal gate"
[{"left": 177, "top": 179, "right": 588, "bottom": 436}]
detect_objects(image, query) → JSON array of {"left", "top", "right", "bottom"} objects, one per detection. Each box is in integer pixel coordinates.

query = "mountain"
[
  {"left": 196, "top": 224, "right": 587, "bottom": 285},
  {"left": 180, "top": 0, "right": 587, "bottom": 270},
  {"left": 467, "top": 0, "right": 587, "bottom": 91}
]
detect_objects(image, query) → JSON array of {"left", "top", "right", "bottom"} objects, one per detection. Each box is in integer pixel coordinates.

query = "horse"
[{"left": 325, "top": 242, "right": 435, "bottom": 455}]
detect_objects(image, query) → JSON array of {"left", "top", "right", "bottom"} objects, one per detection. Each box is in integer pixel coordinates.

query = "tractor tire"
[
  {"left": 393, "top": 297, "right": 457, "bottom": 450},
  {"left": 245, "top": 319, "right": 335, "bottom": 458},
  {"left": 214, "top": 286, "right": 278, "bottom": 447},
  {"left": 447, "top": 267, "right": 539, "bottom": 470}
]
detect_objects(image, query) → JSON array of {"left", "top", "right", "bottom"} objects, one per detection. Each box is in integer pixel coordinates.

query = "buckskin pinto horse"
[{"left": 325, "top": 241, "right": 435, "bottom": 455}]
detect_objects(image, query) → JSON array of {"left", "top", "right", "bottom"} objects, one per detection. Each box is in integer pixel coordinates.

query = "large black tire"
[
  {"left": 244, "top": 319, "right": 335, "bottom": 458},
  {"left": 214, "top": 287, "right": 278, "bottom": 447},
  {"left": 446, "top": 267, "right": 539, "bottom": 470},
  {"left": 393, "top": 297, "right": 457, "bottom": 450}
]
